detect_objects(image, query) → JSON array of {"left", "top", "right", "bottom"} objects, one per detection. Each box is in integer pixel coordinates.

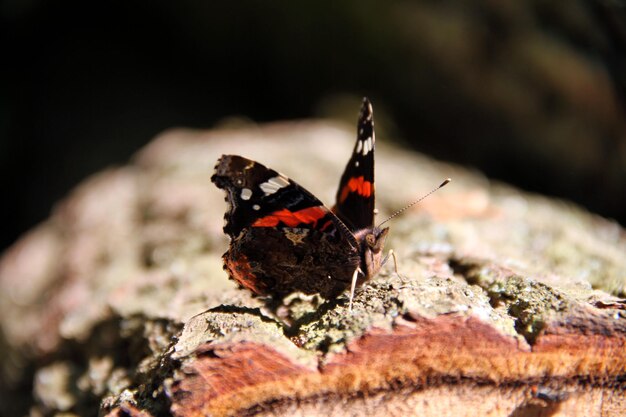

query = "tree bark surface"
[{"left": 1, "top": 121, "right": 625, "bottom": 416}]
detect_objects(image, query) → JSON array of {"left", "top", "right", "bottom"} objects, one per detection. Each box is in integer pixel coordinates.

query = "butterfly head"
[
  {"left": 364, "top": 226, "right": 389, "bottom": 253},
  {"left": 355, "top": 226, "right": 389, "bottom": 280}
]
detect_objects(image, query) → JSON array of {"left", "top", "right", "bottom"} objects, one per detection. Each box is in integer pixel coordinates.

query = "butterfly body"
[{"left": 211, "top": 98, "right": 387, "bottom": 303}]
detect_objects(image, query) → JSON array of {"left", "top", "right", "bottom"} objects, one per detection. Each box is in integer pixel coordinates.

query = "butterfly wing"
[
  {"left": 211, "top": 155, "right": 360, "bottom": 298},
  {"left": 334, "top": 97, "right": 376, "bottom": 231}
]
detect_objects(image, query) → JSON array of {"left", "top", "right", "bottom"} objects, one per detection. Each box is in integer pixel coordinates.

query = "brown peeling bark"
[
  {"left": 171, "top": 315, "right": 626, "bottom": 417},
  {"left": 172, "top": 343, "right": 318, "bottom": 417},
  {"left": 1, "top": 121, "right": 625, "bottom": 417}
]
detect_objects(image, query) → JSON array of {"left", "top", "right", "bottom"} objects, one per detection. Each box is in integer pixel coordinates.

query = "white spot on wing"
[
  {"left": 260, "top": 175, "right": 290, "bottom": 195},
  {"left": 273, "top": 175, "right": 290, "bottom": 187},
  {"left": 356, "top": 140, "right": 363, "bottom": 154},
  {"left": 240, "top": 188, "right": 252, "bottom": 200},
  {"left": 253, "top": 204, "right": 261, "bottom": 210},
  {"left": 355, "top": 161, "right": 359, "bottom": 167},
  {"left": 362, "top": 136, "right": 373, "bottom": 155}
]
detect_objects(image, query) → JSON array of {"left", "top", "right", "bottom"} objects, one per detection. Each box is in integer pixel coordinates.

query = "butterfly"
[{"left": 211, "top": 98, "right": 390, "bottom": 310}]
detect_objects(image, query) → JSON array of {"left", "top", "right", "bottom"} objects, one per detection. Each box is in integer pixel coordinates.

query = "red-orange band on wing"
[
  {"left": 252, "top": 206, "right": 327, "bottom": 227},
  {"left": 339, "top": 176, "right": 372, "bottom": 203}
]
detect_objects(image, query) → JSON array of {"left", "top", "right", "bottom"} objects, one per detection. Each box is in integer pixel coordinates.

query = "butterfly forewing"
[
  {"left": 334, "top": 97, "right": 376, "bottom": 231},
  {"left": 213, "top": 155, "right": 329, "bottom": 236}
]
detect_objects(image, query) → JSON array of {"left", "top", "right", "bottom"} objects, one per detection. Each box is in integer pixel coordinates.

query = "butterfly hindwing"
[
  {"left": 334, "top": 97, "right": 376, "bottom": 231},
  {"left": 222, "top": 225, "right": 361, "bottom": 298}
]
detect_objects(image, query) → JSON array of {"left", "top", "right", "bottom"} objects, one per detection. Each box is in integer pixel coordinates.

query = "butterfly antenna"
[{"left": 377, "top": 178, "right": 451, "bottom": 227}]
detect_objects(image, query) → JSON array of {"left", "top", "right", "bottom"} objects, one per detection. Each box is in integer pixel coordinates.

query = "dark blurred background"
[{"left": 2, "top": 0, "right": 625, "bottom": 252}]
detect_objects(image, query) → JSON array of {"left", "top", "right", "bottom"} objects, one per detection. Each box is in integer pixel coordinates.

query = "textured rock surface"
[{"left": 1, "top": 121, "right": 625, "bottom": 416}]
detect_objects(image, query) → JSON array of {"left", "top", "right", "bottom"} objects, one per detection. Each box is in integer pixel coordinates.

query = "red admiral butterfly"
[{"left": 212, "top": 98, "right": 448, "bottom": 310}]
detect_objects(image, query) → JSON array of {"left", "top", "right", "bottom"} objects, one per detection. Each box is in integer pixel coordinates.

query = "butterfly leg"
[
  {"left": 381, "top": 249, "right": 399, "bottom": 274},
  {"left": 382, "top": 249, "right": 407, "bottom": 285},
  {"left": 348, "top": 267, "right": 363, "bottom": 312}
]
